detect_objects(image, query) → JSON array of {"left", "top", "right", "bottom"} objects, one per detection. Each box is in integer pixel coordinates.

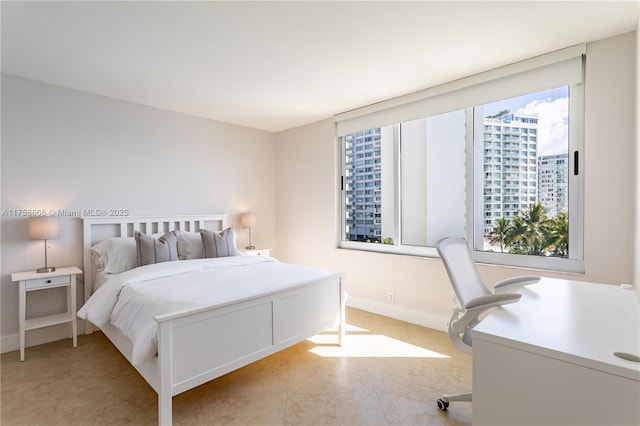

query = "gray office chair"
[{"left": 435, "top": 236, "right": 540, "bottom": 410}]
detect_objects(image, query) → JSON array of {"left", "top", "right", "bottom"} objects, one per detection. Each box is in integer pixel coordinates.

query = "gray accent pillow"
[
  {"left": 135, "top": 231, "right": 179, "bottom": 266},
  {"left": 200, "top": 227, "right": 238, "bottom": 258},
  {"left": 176, "top": 231, "right": 204, "bottom": 260}
]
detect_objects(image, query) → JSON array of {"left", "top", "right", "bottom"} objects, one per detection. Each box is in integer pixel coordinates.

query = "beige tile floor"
[{"left": 1, "top": 308, "right": 472, "bottom": 426}]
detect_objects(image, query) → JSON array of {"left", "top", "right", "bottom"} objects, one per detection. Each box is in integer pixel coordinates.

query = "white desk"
[{"left": 472, "top": 278, "right": 640, "bottom": 426}]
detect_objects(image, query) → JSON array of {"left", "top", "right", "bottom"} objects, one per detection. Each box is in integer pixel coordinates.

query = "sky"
[{"left": 483, "top": 86, "right": 569, "bottom": 156}]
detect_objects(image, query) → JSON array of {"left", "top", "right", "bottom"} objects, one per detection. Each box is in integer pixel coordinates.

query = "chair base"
[{"left": 437, "top": 392, "right": 471, "bottom": 410}]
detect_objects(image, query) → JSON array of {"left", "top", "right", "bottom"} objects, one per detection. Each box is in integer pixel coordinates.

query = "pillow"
[
  {"left": 90, "top": 237, "right": 137, "bottom": 274},
  {"left": 135, "top": 231, "right": 179, "bottom": 266},
  {"left": 176, "top": 231, "right": 204, "bottom": 260},
  {"left": 200, "top": 227, "right": 238, "bottom": 258}
]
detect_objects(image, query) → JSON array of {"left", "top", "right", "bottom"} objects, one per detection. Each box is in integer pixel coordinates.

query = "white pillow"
[
  {"left": 90, "top": 237, "right": 137, "bottom": 274},
  {"left": 176, "top": 231, "right": 204, "bottom": 260}
]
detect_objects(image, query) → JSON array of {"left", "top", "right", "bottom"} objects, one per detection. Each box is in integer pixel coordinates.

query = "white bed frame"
[{"left": 82, "top": 214, "right": 346, "bottom": 425}]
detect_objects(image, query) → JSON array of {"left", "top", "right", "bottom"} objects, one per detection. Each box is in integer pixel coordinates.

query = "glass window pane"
[
  {"left": 475, "top": 87, "right": 570, "bottom": 258},
  {"left": 401, "top": 109, "right": 467, "bottom": 247},
  {"left": 343, "top": 127, "right": 393, "bottom": 243}
]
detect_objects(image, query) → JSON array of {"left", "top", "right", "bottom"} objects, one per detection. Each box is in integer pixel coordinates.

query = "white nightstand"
[
  {"left": 238, "top": 248, "right": 272, "bottom": 257},
  {"left": 11, "top": 266, "right": 82, "bottom": 361}
]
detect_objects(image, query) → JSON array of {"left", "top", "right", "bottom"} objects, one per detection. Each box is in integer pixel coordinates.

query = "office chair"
[{"left": 435, "top": 236, "right": 540, "bottom": 410}]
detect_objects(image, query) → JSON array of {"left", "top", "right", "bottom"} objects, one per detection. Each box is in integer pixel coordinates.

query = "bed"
[{"left": 79, "top": 214, "right": 346, "bottom": 425}]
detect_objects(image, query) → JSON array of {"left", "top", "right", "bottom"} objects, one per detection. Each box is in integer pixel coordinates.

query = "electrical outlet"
[{"left": 387, "top": 292, "right": 395, "bottom": 303}]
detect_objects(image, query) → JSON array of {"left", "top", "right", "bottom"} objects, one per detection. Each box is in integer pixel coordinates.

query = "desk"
[{"left": 472, "top": 278, "right": 640, "bottom": 426}]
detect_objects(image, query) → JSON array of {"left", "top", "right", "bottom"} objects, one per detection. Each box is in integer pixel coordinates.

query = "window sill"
[{"left": 338, "top": 241, "right": 584, "bottom": 274}]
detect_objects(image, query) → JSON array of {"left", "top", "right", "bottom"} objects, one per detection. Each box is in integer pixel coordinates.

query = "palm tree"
[
  {"left": 485, "top": 204, "right": 568, "bottom": 257},
  {"left": 507, "top": 215, "right": 528, "bottom": 254},
  {"left": 544, "top": 212, "right": 569, "bottom": 257},
  {"left": 518, "top": 203, "right": 551, "bottom": 255},
  {"left": 488, "top": 217, "right": 511, "bottom": 252}
]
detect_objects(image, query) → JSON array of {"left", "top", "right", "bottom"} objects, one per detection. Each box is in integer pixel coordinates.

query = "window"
[
  {"left": 337, "top": 45, "right": 584, "bottom": 272},
  {"left": 474, "top": 88, "right": 573, "bottom": 258}
]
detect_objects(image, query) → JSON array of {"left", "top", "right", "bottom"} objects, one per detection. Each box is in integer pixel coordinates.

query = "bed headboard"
[{"left": 82, "top": 214, "right": 228, "bottom": 304}]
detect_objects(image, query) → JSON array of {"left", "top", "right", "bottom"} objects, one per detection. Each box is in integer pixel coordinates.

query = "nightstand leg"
[
  {"left": 18, "top": 281, "right": 26, "bottom": 361},
  {"left": 70, "top": 275, "right": 77, "bottom": 348},
  {"left": 67, "top": 285, "right": 72, "bottom": 340}
]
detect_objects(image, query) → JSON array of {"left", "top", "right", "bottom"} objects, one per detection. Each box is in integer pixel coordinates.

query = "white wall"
[
  {"left": 635, "top": 15, "right": 640, "bottom": 304},
  {"left": 1, "top": 74, "right": 277, "bottom": 351},
  {"left": 276, "top": 32, "right": 638, "bottom": 331}
]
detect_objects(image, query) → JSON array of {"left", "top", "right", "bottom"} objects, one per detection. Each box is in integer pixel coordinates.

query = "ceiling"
[{"left": 2, "top": 1, "right": 638, "bottom": 133}]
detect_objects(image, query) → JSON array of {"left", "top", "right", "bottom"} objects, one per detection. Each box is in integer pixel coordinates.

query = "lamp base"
[
  {"left": 245, "top": 245, "right": 256, "bottom": 250},
  {"left": 36, "top": 267, "right": 56, "bottom": 273}
]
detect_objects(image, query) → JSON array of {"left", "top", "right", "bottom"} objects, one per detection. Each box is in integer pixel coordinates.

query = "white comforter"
[{"left": 78, "top": 256, "right": 329, "bottom": 365}]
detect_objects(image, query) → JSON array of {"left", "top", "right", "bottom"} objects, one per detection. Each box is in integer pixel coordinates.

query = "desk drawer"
[{"left": 26, "top": 275, "right": 70, "bottom": 290}]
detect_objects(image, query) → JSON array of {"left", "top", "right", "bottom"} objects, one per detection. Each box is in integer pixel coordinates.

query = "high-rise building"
[
  {"left": 344, "top": 128, "right": 382, "bottom": 242},
  {"left": 483, "top": 111, "right": 539, "bottom": 234},
  {"left": 538, "top": 154, "right": 569, "bottom": 217}
]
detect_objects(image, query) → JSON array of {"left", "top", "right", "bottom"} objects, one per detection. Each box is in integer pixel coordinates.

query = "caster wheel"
[{"left": 437, "top": 398, "right": 449, "bottom": 410}]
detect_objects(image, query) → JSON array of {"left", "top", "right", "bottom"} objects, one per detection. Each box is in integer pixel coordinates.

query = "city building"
[
  {"left": 538, "top": 154, "right": 569, "bottom": 217},
  {"left": 483, "top": 111, "right": 539, "bottom": 234},
  {"left": 344, "top": 128, "right": 382, "bottom": 242}
]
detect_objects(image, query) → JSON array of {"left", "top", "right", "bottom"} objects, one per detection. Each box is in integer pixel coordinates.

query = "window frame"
[{"left": 336, "top": 46, "right": 585, "bottom": 273}]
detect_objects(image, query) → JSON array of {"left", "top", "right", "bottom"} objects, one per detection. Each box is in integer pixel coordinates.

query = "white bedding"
[
  {"left": 78, "top": 256, "right": 329, "bottom": 365},
  {"left": 94, "top": 270, "right": 112, "bottom": 291}
]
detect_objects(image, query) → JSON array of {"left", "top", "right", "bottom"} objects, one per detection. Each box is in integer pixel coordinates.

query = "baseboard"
[
  {"left": 1, "top": 302, "right": 446, "bottom": 354},
  {"left": 346, "top": 296, "right": 449, "bottom": 333},
  {"left": 0, "top": 333, "right": 19, "bottom": 354},
  {"left": 1, "top": 322, "right": 87, "bottom": 355}
]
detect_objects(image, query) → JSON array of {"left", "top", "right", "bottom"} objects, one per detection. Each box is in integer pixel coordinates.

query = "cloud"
[{"left": 517, "top": 97, "right": 568, "bottom": 156}]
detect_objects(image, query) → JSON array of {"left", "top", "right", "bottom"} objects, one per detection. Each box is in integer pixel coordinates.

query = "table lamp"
[
  {"left": 240, "top": 213, "right": 257, "bottom": 250},
  {"left": 29, "top": 216, "right": 60, "bottom": 273}
]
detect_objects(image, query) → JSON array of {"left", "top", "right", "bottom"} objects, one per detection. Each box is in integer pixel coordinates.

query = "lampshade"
[
  {"left": 29, "top": 216, "right": 60, "bottom": 240},
  {"left": 240, "top": 213, "right": 257, "bottom": 229}
]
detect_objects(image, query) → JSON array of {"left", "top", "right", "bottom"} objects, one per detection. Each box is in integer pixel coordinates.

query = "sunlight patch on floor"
[{"left": 307, "top": 324, "right": 450, "bottom": 358}]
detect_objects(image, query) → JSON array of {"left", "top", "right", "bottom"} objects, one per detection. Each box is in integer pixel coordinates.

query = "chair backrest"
[{"left": 436, "top": 237, "right": 491, "bottom": 308}]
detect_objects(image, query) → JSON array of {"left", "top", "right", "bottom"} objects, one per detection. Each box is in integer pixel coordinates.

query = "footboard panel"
[
  {"left": 277, "top": 276, "right": 342, "bottom": 345},
  {"left": 171, "top": 300, "right": 274, "bottom": 387},
  {"left": 156, "top": 273, "right": 345, "bottom": 424}
]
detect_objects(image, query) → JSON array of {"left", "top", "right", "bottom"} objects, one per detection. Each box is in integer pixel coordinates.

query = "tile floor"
[{"left": 1, "top": 308, "right": 472, "bottom": 425}]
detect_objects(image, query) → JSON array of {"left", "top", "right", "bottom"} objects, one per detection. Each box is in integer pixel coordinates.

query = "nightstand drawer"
[{"left": 25, "top": 275, "right": 70, "bottom": 290}]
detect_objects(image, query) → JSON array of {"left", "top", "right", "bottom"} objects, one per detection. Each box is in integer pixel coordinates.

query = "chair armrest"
[
  {"left": 493, "top": 275, "right": 540, "bottom": 294},
  {"left": 465, "top": 293, "right": 521, "bottom": 310},
  {"left": 450, "top": 293, "right": 522, "bottom": 335}
]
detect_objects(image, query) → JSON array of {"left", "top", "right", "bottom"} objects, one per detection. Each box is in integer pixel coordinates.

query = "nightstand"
[
  {"left": 238, "top": 248, "right": 272, "bottom": 257},
  {"left": 11, "top": 266, "right": 82, "bottom": 361}
]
